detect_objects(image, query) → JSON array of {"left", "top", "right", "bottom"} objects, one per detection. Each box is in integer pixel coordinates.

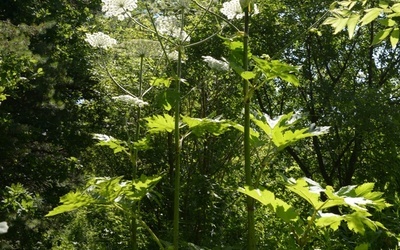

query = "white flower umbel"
[
  {"left": 155, "top": 16, "right": 191, "bottom": 42},
  {"left": 0, "top": 221, "right": 8, "bottom": 234},
  {"left": 124, "top": 39, "right": 161, "bottom": 58},
  {"left": 101, "top": 0, "right": 138, "bottom": 20},
  {"left": 112, "top": 95, "right": 149, "bottom": 107},
  {"left": 220, "top": 0, "right": 260, "bottom": 20},
  {"left": 202, "top": 56, "right": 229, "bottom": 71},
  {"left": 85, "top": 32, "right": 117, "bottom": 49},
  {"left": 168, "top": 50, "right": 179, "bottom": 61}
]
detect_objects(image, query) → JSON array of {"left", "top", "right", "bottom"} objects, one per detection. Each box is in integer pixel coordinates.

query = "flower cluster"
[
  {"left": 155, "top": 16, "right": 191, "bottom": 42},
  {"left": 85, "top": 32, "right": 117, "bottom": 49},
  {"left": 124, "top": 39, "right": 161, "bottom": 58},
  {"left": 101, "top": 0, "right": 138, "bottom": 20},
  {"left": 220, "top": 0, "right": 259, "bottom": 20},
  {"left": 202, "top": 56, "right": 229, "bottom": 71},
  {"left": 112, "top": 95, "right": 149, "bottom": 107}
]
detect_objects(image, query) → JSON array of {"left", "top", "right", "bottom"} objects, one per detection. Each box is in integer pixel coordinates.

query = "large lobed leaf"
[
  {"left": 238, "top": 186, "right": 299, "bottom": 223},
  {"left": 182, "top": 116, "right": 237, "bottom": 136},
  {"left": 252, "top": 112, "right": 330, "bottom": 151},
  {"left": 145, "top": 114, "right": 175, "bottom": 133},
  {"left": 46, "top": 175, "right": 162, "bottom": 217}
]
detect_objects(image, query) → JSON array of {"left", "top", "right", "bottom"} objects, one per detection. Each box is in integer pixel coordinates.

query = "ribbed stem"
[
  {"left": 243, "top": 7, "right": 256, "bottom": 250},
  {"left": 173, "top": 11, "right": 185, "bottom": 250},
  {"left": 130, "top": 55, "right": 144, "bottom": 250}
]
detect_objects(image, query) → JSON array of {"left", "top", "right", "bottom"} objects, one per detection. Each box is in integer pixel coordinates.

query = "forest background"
[{"left": 1, "top": 0, "right": 400, "bottom": 249}]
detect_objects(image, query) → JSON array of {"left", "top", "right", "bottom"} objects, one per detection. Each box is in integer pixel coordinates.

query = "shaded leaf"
[{"left": 372, "top": 28, "right": 392, "bottom": 45}]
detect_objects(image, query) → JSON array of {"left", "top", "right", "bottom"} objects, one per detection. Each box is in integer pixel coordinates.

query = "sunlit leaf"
[
  {"left": 391, "top": 3, "right": 400, "bottom": 13},
  {"left": 45, "top": 191, "right": 96, "bottom": 216},
  {"left": 252, "top": 112, "right": 329, "bottom": 150},
  {"left": 238, "top": 186, "right": 299, "bottom": 222},
  {"left": 145, "top": 114, "right": 175, "bottom": 133},
  {"left": 253, "top": 57, "right": 300, "bottom": 86},
  {"left": 390, "top": 28, "right": 399, "bottom": 48},
  {"left": 316, "top": 212, "right": 343, "bottom": 230},
  {"left": 360, "top": 8, "right": 382, "bottom": 26},
  {"left": 93, "top": 134, "right": 129, "bottom": 155},
  {"left": 46, "top": 175, "right": 162, "bottom": 217},
  {"left": 347, "top": 14, "right": 360, "bottom": 39},
  {"left": 182, "top": 116, "right": 236, "bottom": 136},
  {"left": 241, "top": 71, "right": 256, "bottom": 80},
  {"left": 133, "top": 138, "right": 151, "bottom": 150},
  {"left": 151, "top": 77, "right": 172, "bottom": 87},
  {"left": 286, "top": 178, "right": 323, "bottom": 209}
]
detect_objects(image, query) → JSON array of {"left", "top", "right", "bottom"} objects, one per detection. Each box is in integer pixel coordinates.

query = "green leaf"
[
  {"left": 286, "top": 178, "right": 323, "bottom": 209},
  {"left": 391, "top": 3, "right": 400, "bottom": 13},
  {"left": 334, "top": 16, "right": 350, "bottom": 34},
  {"left": 241, "top": 71, "right": 257, "bottom": 80},
  {"left": 182, "top": 116, "right": 235, "bottom": 136},
  {"left": 238, "top": 186, "right": 299, "bottom": 222},
  {"left": 378, "top": 18, "right": 396, "bottom": 27},
  {"left": 133, "top": 138, "right": 151, "bottom": 150},
  {"left": 252, "top": 112, "right": 330, "bottom": 150},
  {"left": 390, "top": 28, "right": 399, "bottom": 49},
  {"left": 354, "top": 243, "right": 369, "bottom": 250},
  {"left": 156, "top": 89, "right": 178, "bottom": 111},
  {"left": 151, "top": 77, "right": 172, "bottom": 87},
  {"left": 372, "top": 28, "right": 393, "bottom": 45},
  {"left": 360, "top": 8, "right": 382, "bottom": 26},
  {"left": 46, "top": 175, "right": 162, "bottom": 217},
  {"left": 145, "top": 114, "right": 175, "bottom": 133},
  {"left": 316, "top": 213, "right": 344, "bottom": 230},
  {"left": 347, "top": 14, "right": 360, "bottom": 39},
  {"left": 344, "top": 211, "right": 370, "bottom": 234},
  {"left": 46, "top": 191, "right": 96, "bottom": 216},
  {"left": 93, "top": 134, "right": 129, "bottom": 155},
  {"left": 253, "top": 57, "right": 300, "bottom": 86}
]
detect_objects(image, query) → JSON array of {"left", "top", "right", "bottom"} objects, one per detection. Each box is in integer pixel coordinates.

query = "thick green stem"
[
  {"left": 130, "top": 55, "right": 144, "bottom": 250},
  {"left": 173, "top": 12, "right": 185, "bottom": 249},
  {"left": 243, "top": 8, "right": 256, "bottom": 250},
  {"left": 173, "top": 49, "right": 182, "bottom": 250}
]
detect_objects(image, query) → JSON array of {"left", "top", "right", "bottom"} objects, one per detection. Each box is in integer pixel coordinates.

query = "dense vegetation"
[{"left": 1, "top": 0, "right": 400, "bottom": 249}]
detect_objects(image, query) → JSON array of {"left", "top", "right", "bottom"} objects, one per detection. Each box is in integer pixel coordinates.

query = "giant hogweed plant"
[
  {"left": 238, "top": 112, "right": 392, "bottom": 249},
  {"left": 45, "top": 0, "right": 393, "bottom": 249}
]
